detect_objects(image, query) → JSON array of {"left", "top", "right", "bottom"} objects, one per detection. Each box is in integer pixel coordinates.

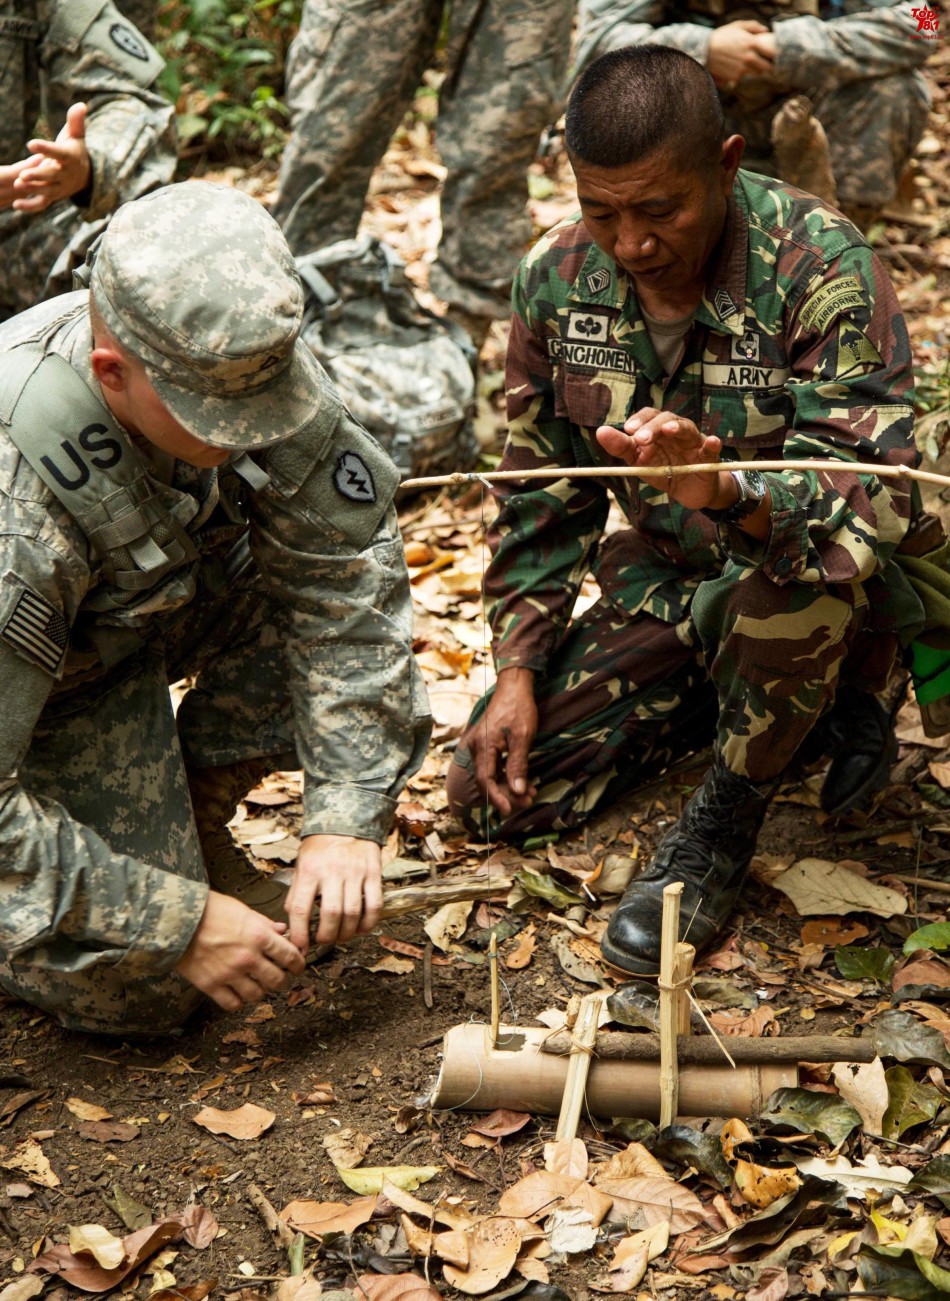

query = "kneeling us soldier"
[
  {"left": 0, "top": 182, "right": 431, "bottom": 1035},
  {"left": 447, "top": 45, "right": 928, "bottom": 974}
]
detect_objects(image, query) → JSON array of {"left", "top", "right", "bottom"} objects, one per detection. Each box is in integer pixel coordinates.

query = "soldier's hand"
[
  {"left": 287, "top": 835, "right": 383, "bottom": 950},
  {"left": 0, "top": 157, "right": 36, "bottom": 210},
  {"left": 467, "top": 667, "right": 538, "bottom": 818},
  {"left": 597, "top": 411, "right": 729, "bottom": 511},
  {"left": 13, "top": 103, "right": 92, "bottom": 213},
  {"left": 175, "top": 891, "right": 305, "bottom": 1013},
  {"left": 707, "top": 20, "right": 775, "bottom": 85}
]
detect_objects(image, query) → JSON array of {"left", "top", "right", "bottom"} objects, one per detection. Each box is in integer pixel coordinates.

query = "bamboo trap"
[{"left": 401, "top": 459, "right": 950, "bottom": 494}]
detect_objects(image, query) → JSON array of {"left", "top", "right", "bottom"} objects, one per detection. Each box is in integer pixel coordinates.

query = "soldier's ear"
[
  {"left": 719, "top": 135, "right": 745, "bottom": 189},
  {"left": 90, "top": 344, "right": 131, "bottom": 394}
]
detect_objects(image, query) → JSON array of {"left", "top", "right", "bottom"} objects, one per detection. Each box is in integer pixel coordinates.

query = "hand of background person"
[
  {"left": 464, "top": 666, "right": 538, "bottom": 818},
  {"left": 6, "top": 103, "right": 92, "bottom": 213},
  {"left": 286, "top": 834, "right": 383, "bottom": 950},
  {"left": 597, "top": 411, "right": 726, "bottom": 511},
  {"left": 707, "top": 20, "right": 775, "bottom": 84},
  {"left": 175, "top": 891, "right": 305, "bottom": 1012}
]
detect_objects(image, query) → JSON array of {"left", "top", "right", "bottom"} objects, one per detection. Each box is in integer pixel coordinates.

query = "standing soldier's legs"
[
  {"left": 272, "top": 0, "right": 444, "bottom": 256},
  {"left": 0, "top": 650, "right": 207, "bottom": 1034},
  {"left": 0, "top": 205, "right": 101, "bottom": 323},
  {"left": 446, "top": 593, "right": 718, "bottom": 841},
  {"left": 431, "top": 0, "right": 575, "bottom": 322},
  {"left": 811, "top": 71, "right": 930, "bottom": 218}
]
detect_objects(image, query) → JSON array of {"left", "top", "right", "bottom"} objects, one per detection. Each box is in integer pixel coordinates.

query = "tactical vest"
[{"left": 0, "top": 344, "right": 272, "bottom": 628}]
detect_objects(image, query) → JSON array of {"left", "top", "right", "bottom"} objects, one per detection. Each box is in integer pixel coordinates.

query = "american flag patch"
[{"left": 1, "top": 586, "right": 68, "bottom": 674}]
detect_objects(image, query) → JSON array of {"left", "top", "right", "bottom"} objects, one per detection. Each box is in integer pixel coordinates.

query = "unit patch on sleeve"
[
  {"left": 1, "top": 582, "right": 68, "bottom": 674},
  {"left": 109, "top": 22, "right": 149, "bottom": 60},
  {"left": 798, "top": 276, "right": 866, "bottom": 335},
  {"left": 333, "top": 451, "right": 376, "bottom": 503},
  {"left": 836, "top": 321, "right": 884, "bottom": 379}
]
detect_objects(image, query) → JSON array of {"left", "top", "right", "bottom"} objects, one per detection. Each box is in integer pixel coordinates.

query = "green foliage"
[
  {"left": 834, "top": 944, "right": 896, "bottom": 985},
  {"left": 157, "top": 0, "right": 302, "bottom": 160},
  {"left": 904, "top": 922, "right": 950, "bottom": 955}
]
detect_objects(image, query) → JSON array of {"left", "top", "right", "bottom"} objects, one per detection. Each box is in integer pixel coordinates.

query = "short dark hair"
[{"left": 566, "top": 45, "right": 726, "bottom": 173}]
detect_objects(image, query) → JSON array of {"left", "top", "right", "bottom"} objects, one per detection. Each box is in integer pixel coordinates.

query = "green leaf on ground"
[
  {"left": 835, "top": 946, "right": 896, "bottom": 985},
  {"left": 904, "top": 923, "right": 950, "bottom": 955},
  {"left": 857, "top": 1243, "right": 950, "bottom": 1300},
  {"left": 760, "top": 1087, "right": 862, "bottom": 1147},
  {"left": 871, "top": 1010, "right": 950, "bottom": 1068},
  {"left": 883, "top": 1065, "right": 943, "bottom": 1140},
  {"left": 513, "top": 868, "right": 584, "bottom": 911},
  {"left": 909, "top": 1155, "right": 950, "bottom": 1209},
  {"left": 655, "top": 1125, "right": 733, "bottom": 1188}
]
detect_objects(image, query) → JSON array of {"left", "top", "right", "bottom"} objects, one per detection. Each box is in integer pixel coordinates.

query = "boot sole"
[{"left": 599, "top": 932, "right": 663, "bottom": 977}]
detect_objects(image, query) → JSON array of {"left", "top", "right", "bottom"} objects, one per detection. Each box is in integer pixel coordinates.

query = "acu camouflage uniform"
[
  {"left": 448, "top": 170, "right": 923, "bottom": 841},
  {"left": 575, "top": 0, "right": 932, "bottom": 213},
  {"left": 0, "top": 187, "right": 431, "bottom": 1036},
  {"left": 271, "top": 0, "right": 575, "bottom": 321},
  {"left": 0, "top": 0, "right": 174, "bottom": 321}
]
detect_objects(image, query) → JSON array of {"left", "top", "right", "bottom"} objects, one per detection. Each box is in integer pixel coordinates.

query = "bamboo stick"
[
  {"left": 554, "top": 991, "right": 607, "bottom": 1142},
  {"left": 489, "top": 932, "right": 500, "bottom": 1048},
  {"left": 401, "top": 459, "right": 950, "bottom": 493},
  {"left": 274, "top": 870, "right": 515, "bottom": 922},
  {"left": 540, "top": 1030, "right": 879, "bottom": 1064},
  {"left": 674, "top": 942, "right": 695, "bottom": 1037},
  {"left": 659, "top": 884, "right": 683, "bottom": 1127}
]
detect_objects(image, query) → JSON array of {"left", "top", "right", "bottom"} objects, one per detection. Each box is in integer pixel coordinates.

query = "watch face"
[{"left": 740, "top": 468, "right": 766, "bottom": 500}]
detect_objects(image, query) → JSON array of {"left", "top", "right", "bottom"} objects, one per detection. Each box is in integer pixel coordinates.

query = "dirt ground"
[{"left": 2, "top": 38, "right": 950, "bottom": 1301}]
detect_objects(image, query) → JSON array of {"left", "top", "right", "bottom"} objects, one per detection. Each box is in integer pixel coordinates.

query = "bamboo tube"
[
  {"left": 658, "top": 885, "right": 683, "bottom": 1127},
  {"left": 401, "top": 460, "right": 950, "bottom": 494},
  {"left": 431, "top": 1024, "right": 796, "bottom": 1121},
  {"left": 674, "top": 943, "right": 695, "bottom": 1037},
  {"left": 540, "top": 1030, "right": 879, "bottom": 1065},
  {"left": 554, "top": 991, "right": 607, "bottom": 1142}
]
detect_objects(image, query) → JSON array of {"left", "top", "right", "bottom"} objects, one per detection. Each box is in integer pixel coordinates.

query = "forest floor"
[{"left": 2, "top": 43, "right": 950, "bottom": 1301}]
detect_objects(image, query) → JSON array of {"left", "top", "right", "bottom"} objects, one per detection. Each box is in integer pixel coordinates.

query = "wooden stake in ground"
[
  {"left": 659, "top": 883, "right": 684, "bottom": 1128},
  {"left": 673, "top": 941, "right": 695, "bottom": 1037},
  {"left": 489, "top": 932, "right": 500, "bottom": 1048},
  {"left": 554, "top": 990, "right": 607, "bottom": 1142}
]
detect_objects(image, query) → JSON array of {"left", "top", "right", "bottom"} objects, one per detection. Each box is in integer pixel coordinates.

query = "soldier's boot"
[
  {"left": 817, "top": 686, "right": 898, "bottom": 816},
  {"left": 600, "top": 754, "right": 774, "bottom": 976},
  {"left": 186, "top": 760, "right": 289, "bottom": 923}
]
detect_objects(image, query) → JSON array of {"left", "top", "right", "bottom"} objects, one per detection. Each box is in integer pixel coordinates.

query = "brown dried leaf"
[
  {"left": 442, "top": 1217, "right": 523, "bottom": 1295},
  {"left": 800, "top": 919, "right": 869, "bottom": 947},
  {"left": 368, "top": 955, "right": 415, "bottom": 975},
  {"left": 400, "top": 1215, "right": 469, "bottom": 1268},
  {"left": 68, "top": 1224, "right": 126, "bottom": 1270},
  {"left": 66, "top": 1098, "right": 112, "bottom": 1123},
  {"left": 468, "top": 1110, "right": 531, "bottom": 1140},
  {"left": 594, "top": 1142, "right": 666, "bottom": 1182},
  {"left": 323, "top": 1127, "right": 373, "bottom": 1170},
  {"left": 544, "top": 1138, "right": 588, "bottom": 1179},
  {"left": 894, "top": 958, "right": 950, "bottom": 990},
  {"left": 734, "top": 1160, "right": 802, "bottom": 1209},
  {"left": 378, "top": 937, "right": 425, "bottom": 960},
  {"left": 181, "top": 1204, "right": 219, "bottom": 1249},
  {"left": 281, "top": 1196, "right": 378, "bottom": 1238},
  {"left": 443, "top": 1151, "right": 489, "bottom": 1183},
  {"left": 395, "top": 802, "right": 437, "bottom": 837},
  {"left": 720, "top": 1118, "right": 754, "bottom": 1164},
  {"left": 0, "top": 1092, "right": 46, "bottom": 1127},
  {"left": 78, "top": 1121, "right": 139, "bottom": 1144},
  {"left": 193, "top": 1104, "right": 275, "bottom": 1141},
  {"left": 832, "top": 1059, "right": 888, "bottom": 1134},
  {"left": 594, "top": 1177, "right": 705, "bottom": 1235},
  {"left": 562, "top": 1182, "right": 613, "bottom": 1227},
  {"left": 498, "top": 1171, "right": 583, "bottom": 1221},
  {"left": 293, "top": 1083, "right": 336, "bottom": 1106},
  {"left": 29, "top": 1217, "right": 184, "bottom": 1292},
  {"left": 504, "top": 924, "right": 537, "bottom": 971},
  {"left": 707, "top": 1006, "right": 779, "bottom": 1038},
  {"left": 379, "top": 1178, "right": 474, "bottom": 1231},
  {"left": 150, "top": 1281, "right": 216, "bottom": 1301},
  {"left": 1, "top": 1139, "right": 60, "bottom": 1188},
  {"left": 355, "top": 1274, "right": 442, "bottom": 1301}
]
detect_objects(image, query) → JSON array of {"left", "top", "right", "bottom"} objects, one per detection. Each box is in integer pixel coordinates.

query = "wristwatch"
[{"left": 703, "top": 468, "right": 768, "bottom": 525}]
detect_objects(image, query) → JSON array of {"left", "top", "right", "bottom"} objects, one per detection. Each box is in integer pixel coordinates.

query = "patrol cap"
[{"left": 89, "top": 181, "right": 327, "bottom": 450}]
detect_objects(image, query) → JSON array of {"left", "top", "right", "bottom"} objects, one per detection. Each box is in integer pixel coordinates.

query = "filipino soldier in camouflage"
[
  {"left": 575, "top": 0, "right": 933, "bottom": 225},
  {"left": 446, "top": 46, "right": 927, "bottom": 974},
  {"left": 0, "top": 0, "right": 175, "bottom": 322},
  {"left": 0, "top": 182, "right": 431, "bottom": 1035},
  {"left": 271, "top": 0, "right": 575, "bottom": 343}
]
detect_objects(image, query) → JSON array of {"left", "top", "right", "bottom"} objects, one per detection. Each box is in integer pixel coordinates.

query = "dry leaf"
[
  {"left": 771, "top": 859, "right": 907, "bottom": 918},
  {"left": 379, "top": 1178, "right": 474, "bottom": 1232},
  {"left": 192, "top": 1104, "right": 275, "bottom": 1141},
  {"left": 444, "top": 1151, "right": 489, "bottom": 1182},
  {"left": 1, "top": 1139, "right": 60, "bottom": 1188},
  {"left": 707, "top": 1006, "right": 778, "bottom": 1038},
  {"left": 323, "top": 1127, "right": 373, "bottom": 1170},
  {"left": 734, "top": 1161, "right": 802, "bottom": 1209},
  {"left": 800, "top": 919, "right": 869, "bottom": 947},
  {"left": 597, "top": 1221, "right": 670, "bottom": 1293},
  {"left": 281, "top": 1196, "right": 378, "bottom": 1237},
  {"left": 423, "top": 901, "right": 472, "bottom": 951},
  {"left": 595, "top": 1177, "right": 705, "bottom": 1235},
  {"left": 0, "top": 1279, "right": 44, "bottom": 1301},
  {"left": 293, "top": 1083, "right": 336, "bottom": 1106},
  {"left": 337, "top": 1165, "right": 440, "bottom": 1195},
  {"left": 497, "top": 1171, "right": 583, "bottom": 1221},
  {"left": 544, "top": 1138, "right": 588, "bottom": 1179},
  {"left": 29, "top": 1216, "right": 184, "bottom": 1292},
  {"left": 274, "top": 1275, "right": 321, "bottom": 1301},
  {"left": 150, "top": 1282, "right": 216, "bottom": 1301},
  {"left": 443, "top": 1217, "right": 523, "bottom": 1295},
  {"left": 400, "top": 1216, "right": 469, "bottom": 1268},
  {"left": 368, "top": 954, "right": 415, "bottom": 975},
  {"left": 929, "top": 760, "right": 950, "bottom": 789},
  {"left": 468, "top": 1110, "right": 531, "bottom": 1140},
  {"left": 792, "top": 1152, "right": 913, "bottom": 1198},
  {"left": 504, "top": 925, "right": 537, "bottom": 970},
  {"left": 78, "top": 1121, "right": 140, "bottom": 1143},
  {"left": 68, "top": 1225, "right": 126, "bottom": 1271},
  {"left": 356, "top": 1274, "right": 442, "bottom": 1300},
  {"left": 832, "top": 1059, "right": 888, "bottom": 1135},
  {"left": 594, "top": 1142, "right": 666, "bottom": 1182},
  {"left": 181, "top": 1204, "right": 218, "bottom": 1250},
  {"left": 562, "top": 1182, "right": 613, "bottom": 1227},
  {"left": 546, "top": 1206, "right": 597, "bottom": 1255},
  {"left": 66, "top": 1098, "right": 112, "bottom": 1123},
  {"left": 378, "top": 937, "right": 425, "bottom": 960},
  {"left": 894, "top": 958, "right": 950, "bottom": 990}
]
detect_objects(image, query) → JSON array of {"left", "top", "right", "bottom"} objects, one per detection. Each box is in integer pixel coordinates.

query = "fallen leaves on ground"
[
  {"left": 770, "top": 858, "right": 908, "bottom": 918},
  {"left": 192, "top": 1103, "right": 275, "bottom": 1140},
  {"left": 281, "top": 1196, "right": 378, "bottom": 1238},
  {"left": 28, "top": 1216, "right": 185, "bottom": 1292}
]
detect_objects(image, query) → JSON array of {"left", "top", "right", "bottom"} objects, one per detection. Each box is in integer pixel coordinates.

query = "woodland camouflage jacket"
[{"left": 486, "top": 169, "right": 921, "bottom": 674}]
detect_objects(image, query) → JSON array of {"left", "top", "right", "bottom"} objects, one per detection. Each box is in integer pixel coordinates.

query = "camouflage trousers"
[
  {"left": 0, "top": 548, "right": 300, "bottom": 1036},
  {"left": 271, "top": 0, "right": 574, "bottom": 320},
  {"left": 447, "top": 558, "right": 897, "bottom": 842},
  {"left": 0, "top": 202, "right": 105, "bottom": 323},
  {"left": 727, "top": 69, "right": 930, "bottom": 211}
]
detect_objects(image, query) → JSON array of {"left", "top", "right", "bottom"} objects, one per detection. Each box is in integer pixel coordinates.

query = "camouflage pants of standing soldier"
[
  {"left": 447, "top": 546, "right": 897, "bottom": 842},
  {"left": 0, "top": 549, "right": 300, "bottom": 1036},
  {"left": 271, "top": 0, "right": 574, "bottom": 320},
  {"left": 727, "top": 69, "right": 930, "bottom": 213},
  {"left": 0, "top": 204, "right": 107, "bottom": 323}
]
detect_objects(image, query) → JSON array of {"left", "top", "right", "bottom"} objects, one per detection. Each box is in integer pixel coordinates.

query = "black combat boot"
[
  {"left": 600, "top": 755, "right": 774, "bottom": 976},
  {"left": 816, "top": 686, "right": 898, "bottom": 816}
]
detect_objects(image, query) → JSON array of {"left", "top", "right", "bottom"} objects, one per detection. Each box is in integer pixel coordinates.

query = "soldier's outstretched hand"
[
  {"left": 287, "top": 834, "right": 383, "bottom": 950},
  {"left": 597, "top": 411, "right": 724, "bottom": 511},
  {"left": 466, "top": 666, "right": 539, "bottom": 818},
  {"left": 176, "top": 892, "right": 305, "bottom": 1012},
  {"left": 11, "top": 103, "right": 92, "bottom": 213}
]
